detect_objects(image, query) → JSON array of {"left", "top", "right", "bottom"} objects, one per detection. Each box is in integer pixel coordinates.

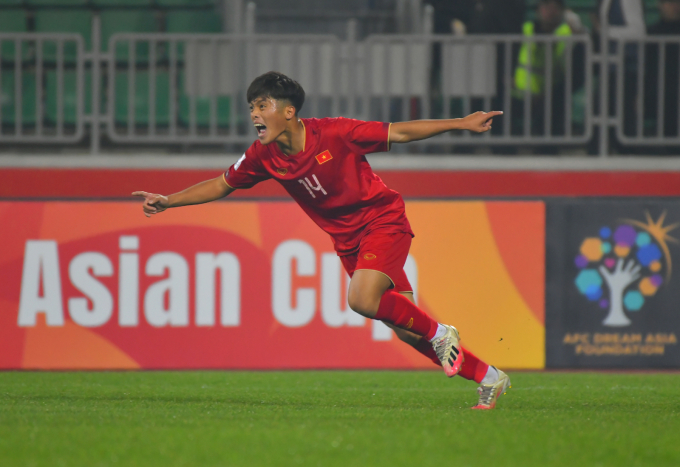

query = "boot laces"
[
  {"left": 432, "top": 334, "right": 451, "bottom": 361},
  {"left": 477, "top": 384, "right": 497, "bottom": 406}
]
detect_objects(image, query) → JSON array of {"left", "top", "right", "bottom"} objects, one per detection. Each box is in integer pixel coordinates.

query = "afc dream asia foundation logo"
[{"left": 574, "top": 211, "right": 678, "bottom": 327}]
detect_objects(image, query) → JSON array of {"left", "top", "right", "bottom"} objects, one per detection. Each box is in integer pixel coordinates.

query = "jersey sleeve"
[
  {"left": 224, "top": 145, "right": 272, "bottom": 189},
  {"left": 337, "top": 117, "right": 391, "bottom": 154}
]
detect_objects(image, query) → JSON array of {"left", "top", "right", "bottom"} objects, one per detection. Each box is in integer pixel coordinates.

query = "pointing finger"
[{"left": 132, "top": 191, "right": 149, "bottom": 198}]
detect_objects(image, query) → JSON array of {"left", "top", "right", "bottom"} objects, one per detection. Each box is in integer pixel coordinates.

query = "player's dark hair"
[
  {"left": 538, "top": 0, "right": 565, "bottom": 6},
  {"left": 247, "top": 71, "right": 305, "bottom": 114}
]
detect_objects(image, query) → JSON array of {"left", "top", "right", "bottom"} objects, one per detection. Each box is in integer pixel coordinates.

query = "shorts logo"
[
  {"left": 277, "top": 167, "right": 288, "bottom": 176},
  {"left": 405, "top": 318, "right": 413, "bottom": 329},
  {"left": 315, "top": 150, "right": 333, "bottom": 165},
  {"left": 363, "top": 253, "right": 376, "bottom": 260}
]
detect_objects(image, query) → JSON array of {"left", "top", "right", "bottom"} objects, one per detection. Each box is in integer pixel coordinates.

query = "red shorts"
[{"left": 339, "top": 231, "right": 413, "bottom": 293}]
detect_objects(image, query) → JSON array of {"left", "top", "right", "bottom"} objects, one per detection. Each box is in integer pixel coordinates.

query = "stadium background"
[{"left": 1, "top": 0, "right": 680, "bottom": 371}]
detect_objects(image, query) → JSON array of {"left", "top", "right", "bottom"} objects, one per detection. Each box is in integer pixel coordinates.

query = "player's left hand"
[{"left": 462, "top": 111, "right": 503, "bottom": 133}]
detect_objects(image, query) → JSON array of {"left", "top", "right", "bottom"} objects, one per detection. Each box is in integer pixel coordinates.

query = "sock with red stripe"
[
  {"left": 414, "top": 338, "right": 441, "bottom": 366},
  {"left": 457, "top": 347, "right": 489, "bottom": 383},
  {"left": 375, "top": 290, "right": 439, "bottom": 340},
  {"left": 413, "top": 339, "right": 489, "bottom": 384}
]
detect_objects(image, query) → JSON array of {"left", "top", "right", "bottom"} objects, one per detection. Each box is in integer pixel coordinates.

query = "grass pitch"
[{"left": 0, "top": 371, "right": 678, "bottom": 467}]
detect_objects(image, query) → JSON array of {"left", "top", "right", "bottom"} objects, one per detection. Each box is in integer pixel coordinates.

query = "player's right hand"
[{"left": 131, "top": 191, "right": 170, "bottom": 218}]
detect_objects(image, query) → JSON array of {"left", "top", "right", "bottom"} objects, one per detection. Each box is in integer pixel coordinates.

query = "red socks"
[
  {"left": 375, "top": 291, "right": 439, "bottom": 340},
  {"left": 414, "top": 338, "right": 441, "bottom": 366},
  {"left": 414, "top": 339, "right": 489, "bottom": 384},
  {"left": 375, "top": 290, "right": 490, "bottom": 383}
]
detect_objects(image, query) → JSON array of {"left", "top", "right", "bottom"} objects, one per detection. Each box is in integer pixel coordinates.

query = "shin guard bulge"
[
  {"left": 414, "top": 338, "right": 441, "bottom": 366},
  {"left": 457, "top": 347, "right": 490, "bottom": 383},
  {"left": 375, "top": 291, "right": 438, "bottom": 340}
]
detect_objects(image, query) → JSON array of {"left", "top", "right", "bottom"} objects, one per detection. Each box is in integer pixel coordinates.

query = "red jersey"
[{"left": 224, "top": 117, "right": 413, "bottom": 255}]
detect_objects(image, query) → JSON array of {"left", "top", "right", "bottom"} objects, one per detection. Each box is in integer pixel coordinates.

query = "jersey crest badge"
[
  {"left": 277, "top": 167, "right": 288, "bottom": 176},
  {"left": 315, "top": 150, "right": 333, "bottom": 165}
]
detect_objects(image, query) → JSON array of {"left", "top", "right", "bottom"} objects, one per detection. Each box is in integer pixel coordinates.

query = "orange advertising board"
[{"left": 0, "top": 201, "right": 544, "bottom": 370}]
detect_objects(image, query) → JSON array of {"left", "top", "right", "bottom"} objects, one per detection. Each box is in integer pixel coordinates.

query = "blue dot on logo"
[
  {"left": 637, "top": 244, "right": 662, "bottom": 267},
  {"left": 600, "top": 227, "right": 611, "bottom": 239},
  {"left": 585, "top": 285, "right": 602, "bottom": 301},
  {"left": 624, "top": 291, "right": 644, "bottom": 312}
]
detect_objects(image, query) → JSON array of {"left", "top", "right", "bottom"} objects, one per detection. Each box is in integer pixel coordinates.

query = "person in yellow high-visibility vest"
[
  {"left": 513, "top": 0, "right": 574, "bottom": 142},
  {"left": 514, "top": 13, "right": 573, "bottom": 95}
]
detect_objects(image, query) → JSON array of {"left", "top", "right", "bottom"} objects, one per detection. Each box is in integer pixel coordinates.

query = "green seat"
[
  {"left": 166, "top": 9, "right": 222, "bottom": 33},
  {"left": 0, "top": 9, "right": 28, "bottom": 62},
  {"left": 92, "top": 0, "right": 153, "bottom": 6},
  {"left": 114, "top": 70, "right": 170, "bottom": 126},
  {"left": 0, "top": 0, "right": 23, "bottom": 5},
  {"left": 165, "top": 11, "right": 221, "bottom": 63},
  {"left": 567, "top": 0, "right": 596, "bottom": 7},
  {"left": 34, "top": 10, "right": 91, "bottom": 62},
  {"left": 646, "top": 11, "right": 660, "bottom": 26},
  {"left": 46, "top": 70, "right": 92, "bottom": 126},
  {"left": 27, "top": 0, "right": 89, "bottom": 5},
  {"left": 178, "top": 72, "right": 231, "bottom": 127},
  {"left": 1, "top": 71, "right": 37, "bottom": 125},
  {"left": 157, "top": 0, "right": 216, "bottom": 6},
  {"left": 101, "top": 10, "right": 158, "bottom": 63}
]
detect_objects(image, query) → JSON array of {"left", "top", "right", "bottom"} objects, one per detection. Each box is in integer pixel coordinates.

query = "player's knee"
[{"left": 347, "top": 291, "right": 379, "bottom": 318}]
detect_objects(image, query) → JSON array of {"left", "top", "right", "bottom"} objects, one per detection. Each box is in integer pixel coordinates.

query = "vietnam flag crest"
[{"left": 315, "top": 150, "right": 333, "bottom": 165}]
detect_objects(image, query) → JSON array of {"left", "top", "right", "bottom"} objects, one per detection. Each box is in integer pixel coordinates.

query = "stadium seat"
[
  {"left": 178, "top": 71, "right": 231, "bottom": 127},
  {"left": 157, "top": 0, "right": 216, "bottom": 6},
  {"left": 92, "top": 0, "right": 153, "bottom": 6},
  {"left": 45, "top": 70, "right": 92, "bottom": 126},
  {"left": 165, "top": 11, "right": 221, "bottom": 64},
  {"left": 0, "top": 0, "right": 24, "bottom": 5},
  {"left": 114, "top": 70, "right": 170, "bottom": 126},
  {"left": 166, "top": 9, "right": 222, "bottom": 33},
  {"left": 101, "top": 10, "right": 159, "bottom": 63},
  {"left": 0, "top": 9, "right": 27, "bottom": 62},
  {"left": 646, "top": 10, "right": 660, "bottom": 26},
  {"left": 1, "top": 71, "right": 37, "bottom": 126},
  {"left": 34, "top": 10, "right": 91, "bottom": 62},
  {"left": 26, "top": 0, "right": 89, "bottom": 6}
]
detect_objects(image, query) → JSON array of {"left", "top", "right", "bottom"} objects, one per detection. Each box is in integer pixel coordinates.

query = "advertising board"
[
  {"left": 546, "top": 201, "right": 680, "bottom": 368},
  {"left": 0, "top": 201, "right": 544, "bottom": 370}
]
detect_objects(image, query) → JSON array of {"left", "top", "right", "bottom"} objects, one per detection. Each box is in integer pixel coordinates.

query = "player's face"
[{"left": 249, "top": 97, "right": 292, "bottom": 145}]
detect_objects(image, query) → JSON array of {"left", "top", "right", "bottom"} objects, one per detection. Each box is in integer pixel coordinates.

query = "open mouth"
[{"left": 254, "top": 123, "right": 267, "bottom": 137}]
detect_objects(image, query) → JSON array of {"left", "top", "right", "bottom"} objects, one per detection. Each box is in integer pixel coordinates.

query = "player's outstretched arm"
[
  {"left": 132, "top": 175, "right": 234, "bottom": 218},
  {"left": 389, "top": 111, "right": 503, "bottom": 144}
]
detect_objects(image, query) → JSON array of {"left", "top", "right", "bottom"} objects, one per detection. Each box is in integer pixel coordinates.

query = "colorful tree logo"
[{"left": 574, "top": 212, "right": 678, "bottom": 327}]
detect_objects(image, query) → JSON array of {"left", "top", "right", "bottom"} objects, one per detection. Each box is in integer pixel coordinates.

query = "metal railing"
[
  {"left": 0, "top": 33, "right": 85, "bottom": 143},
  {"left": 0, "top": 3, "right": 678, "bottom": 156},
  {"left": 105, "top": 33, "right": 341, "bottom": 144},
  {"left": 615, "top": 36, "right": 680, "bottom": 146},
  {"left": 361, "top": 33, "right": 593, "bottom": 145}
]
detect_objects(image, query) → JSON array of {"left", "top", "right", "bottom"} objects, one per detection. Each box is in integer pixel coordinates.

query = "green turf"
[{"left": 0, "top": 371, "right": 678, "bottom": 466}]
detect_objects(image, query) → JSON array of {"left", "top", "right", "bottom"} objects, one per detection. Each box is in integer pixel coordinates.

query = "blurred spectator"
[
  {"left": 512, "top": 0, "right": 585, "bottom": 143},
  {"left": 426, "top": 0, "right": 525, "bottom": 35},
  {"left": 426, "top": 0, "right": 474, "bottom": 34},
  {"left": 591, "top": 0, "right": 646, "bottom": 41},
  {"left": 648, "top": 0, "right": 680, "bottom": 34},
  {"left": 645, "top": 0, "right": 680, "bottom": 141},
  {"left": 564, "top": 9, "right": 588, "bottom": 34},
  {"left": 589, "top": 0, "right": 645, "bottom": 153},
  {"left": 467, "top": 0, "right": 526, "bottom": 34}
]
